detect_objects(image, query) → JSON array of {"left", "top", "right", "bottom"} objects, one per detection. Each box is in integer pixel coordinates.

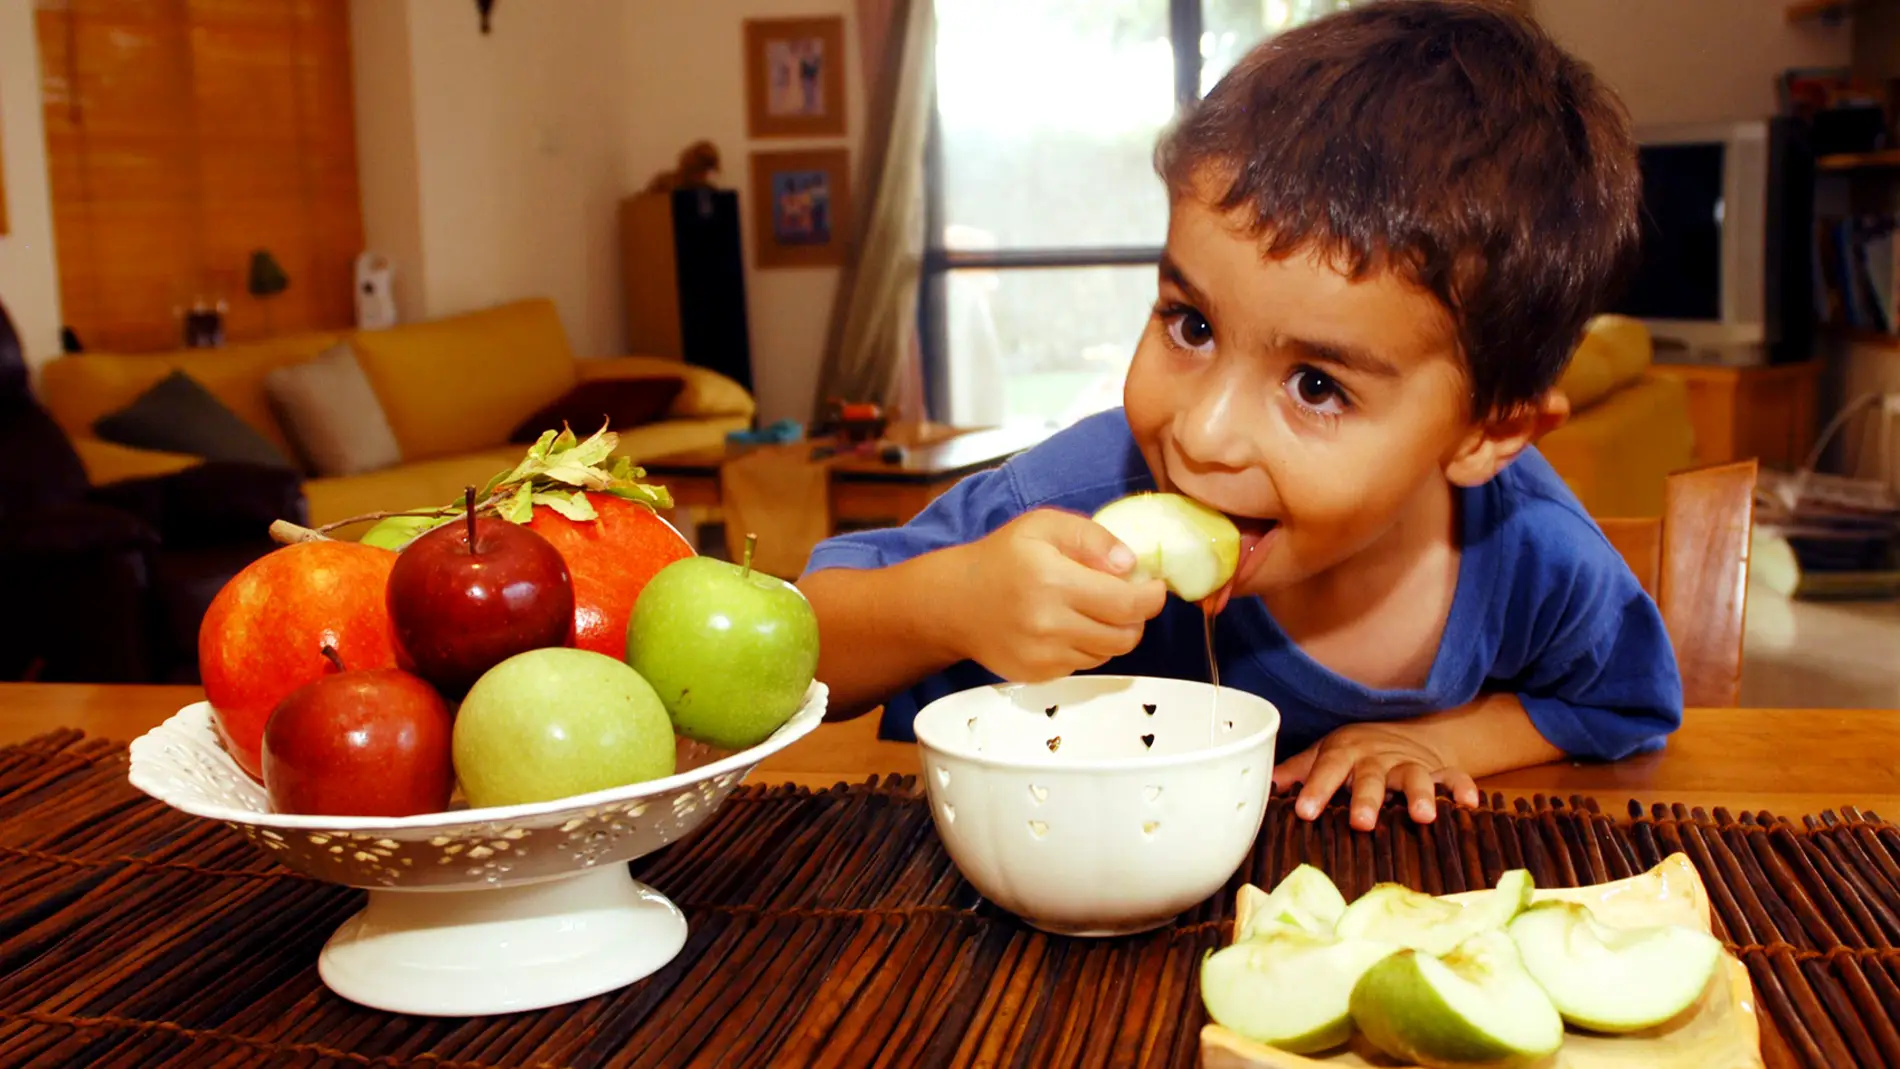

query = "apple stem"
[
  {"left": 464, "top": 486, "right": 479, "bottom": 552},
  {"left": 269, "top": 520, "right": 331, "bottom": 545},
  {"left": 320, "top": 645, "right": 346, "bottom": 673},
  {"left": 741, "top": 533, "right": 757, "bottom": 579}
]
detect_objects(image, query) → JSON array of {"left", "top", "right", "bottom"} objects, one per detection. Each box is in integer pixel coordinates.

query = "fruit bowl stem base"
[{"left": 317, "top": 865, "right": 687, "bottom": 1016}]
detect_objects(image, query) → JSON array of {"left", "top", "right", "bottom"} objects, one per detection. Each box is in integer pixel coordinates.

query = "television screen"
[{"left": 1615, "top": 143, "right": 1726, "bottom": 322}]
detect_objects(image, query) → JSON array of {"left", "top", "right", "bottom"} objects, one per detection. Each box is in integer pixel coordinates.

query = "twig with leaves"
[{"left": 269, "top": 422, "right": 674, "bottom": 547}]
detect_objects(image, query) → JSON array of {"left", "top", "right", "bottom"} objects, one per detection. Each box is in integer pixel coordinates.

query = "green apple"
[
  {"left": 1507, "top": 900, "right": 1722, "bottom": 1033},
  {"left": 1090, "top": 492, "right": 1239, "bottom": 602},
  {"left": 452, "top": 647, "right": 676, "bottom": 808},
  {"left": 360, "top": 511, "right": 456, "bottom": 551},
  {"left": 1200, "top": 927, "right": 1399, "bottom": 1054},
  {"left": 1237, "top": 863, "right": 1349, "bottom": 941},
  {"left": 1336, "top": 869, "right": 1532, "bottom": 956},
  {"left": 625, "top": 540, "right": 819, "bottom": 750},
  {"left": 1349, "top": 929, "right": 1564, "bottom": 1068}
]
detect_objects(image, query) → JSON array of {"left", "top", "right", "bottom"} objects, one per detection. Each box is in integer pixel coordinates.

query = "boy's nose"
[{"left": 1173, "top": 382, "right": 1255, "bottom": 472}]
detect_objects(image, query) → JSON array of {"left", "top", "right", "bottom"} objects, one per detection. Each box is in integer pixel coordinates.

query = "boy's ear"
[{"left": 1444, "top": 391, "right": 1570, "bottom": 487}]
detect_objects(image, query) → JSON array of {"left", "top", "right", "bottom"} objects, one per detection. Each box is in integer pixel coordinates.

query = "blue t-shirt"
[{"left": 802, "top": 408, "right": 1683, "bottom": 761}]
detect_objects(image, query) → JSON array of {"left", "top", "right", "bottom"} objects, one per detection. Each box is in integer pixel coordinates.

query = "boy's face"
[{"left": 1123, "top": 186, "right": 1553, "bottom": 597}]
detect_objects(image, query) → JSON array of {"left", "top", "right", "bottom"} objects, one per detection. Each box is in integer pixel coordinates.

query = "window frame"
[{"left": 918, "top": 0, "right": 1207, "bottom": 419}]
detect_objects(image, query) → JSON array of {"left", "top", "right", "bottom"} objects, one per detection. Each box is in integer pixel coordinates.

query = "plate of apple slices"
[
  {"left": 127, "top": 424, "right": 831, "bottom": 1018},
  {"left": 1198, "top": 854, "right": 1764, "bottom": 1069}
]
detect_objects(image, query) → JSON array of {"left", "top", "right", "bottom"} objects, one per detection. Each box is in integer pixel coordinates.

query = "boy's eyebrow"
[
  {"left": 1285, "top": 336, "right": 1403, "bottom": 379},
  {"left": 1157, "top": 255, "right": 1207, "bottom": 305}
]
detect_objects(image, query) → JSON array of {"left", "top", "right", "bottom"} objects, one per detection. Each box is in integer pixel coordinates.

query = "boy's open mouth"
[{"left": 1203, "top": 514, "right": 1278, "bottom": 615}]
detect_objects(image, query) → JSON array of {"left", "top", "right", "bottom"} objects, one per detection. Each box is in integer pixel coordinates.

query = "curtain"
[{"left": 809, "top": 0, "right": 934, "bottom": 423}]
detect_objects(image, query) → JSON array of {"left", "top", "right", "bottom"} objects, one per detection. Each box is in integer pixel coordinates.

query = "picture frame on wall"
[
  {"left": 743, "top": 16, "right": 848, "bottom": 139},
  {"left": 749, "top": 148, "right": 852, "bottom": 269}
]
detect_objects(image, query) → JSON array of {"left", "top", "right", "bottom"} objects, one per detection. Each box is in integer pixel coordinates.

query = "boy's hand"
[
  {"left": 944, "top": 508, "right": 1168, "bottom": 682},
  {"left": 1272, "top": 722, "right": 1481, "bottom": 832}
]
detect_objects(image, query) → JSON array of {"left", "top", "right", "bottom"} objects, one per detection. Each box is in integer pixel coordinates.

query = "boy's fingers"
[
  {"left": 1399, "top": 764, "right": 1438, "bottom": 823},
  {"left": 1349, "top": 758, "right": 1390, "bottom": 832},
  {"left": 1295, "top": 747, "right": 1354, "bottom": 820},
  {"left": 1039, "top": 511, "right": 1136, "bottom": 575},
  {"left": 1442, "top": 769, "right": 1480, "bottom": 808},
  {"left": 1066, "top": 569, "right": 1167, "bottom": 627}
]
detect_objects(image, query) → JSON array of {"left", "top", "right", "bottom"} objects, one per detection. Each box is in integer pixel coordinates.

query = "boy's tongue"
[{"left": 1200, "top": 519, "right": 1275, "bottom": 617}]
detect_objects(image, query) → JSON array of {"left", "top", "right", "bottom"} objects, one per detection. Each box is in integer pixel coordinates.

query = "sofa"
[
  {"left": 37, "top": 298, "right": 756, "bottom": 534},
  {"left": 2, "top": 294, "right": 302, "bottom": 685},
  {"left": 1538, "top": 315, "right": 1695, "bottom": 519}
]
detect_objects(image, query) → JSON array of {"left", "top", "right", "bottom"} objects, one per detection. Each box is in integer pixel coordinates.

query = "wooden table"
[
  {"left": 644, "top": 423, "right": 1049, "bottom": 529},
  {"left": 7, "top": 684, "right": 1898, "bottom": 817}
]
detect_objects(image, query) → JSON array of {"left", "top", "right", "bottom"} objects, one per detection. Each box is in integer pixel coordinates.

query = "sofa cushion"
[
  {"left": 349, "top": 298, "right": 579, "bottom": 462},
  {"left": 36, "top": 331, "right": 346, "bottom": 460},
  {"left": 94, "top": 371, "right": 296, "bottom": 470},
  {"left": 509, "top": 377, "right": 686, "bottom": 443},
  {"left": 265, "top": 343, "right": 405, "bottom": 476},
  {"left": 1556, "top": 314, "right": 1653, "bottom": 411},
  {"left": 577, "top": 356, "right": 756, "bottom": 420}
]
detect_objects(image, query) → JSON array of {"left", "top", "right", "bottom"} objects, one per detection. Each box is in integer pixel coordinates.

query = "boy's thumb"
[{"left": 1049, "top": 512, "right": 1136, "bottom": 575}]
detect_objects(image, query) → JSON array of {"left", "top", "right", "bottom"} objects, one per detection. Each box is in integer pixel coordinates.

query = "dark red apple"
[
  {"left": 527, "top": 492, "right": 694, "bottom": 658},
  {"left": 199, "top": 540, "right": 400, "bottom": 781},
  {"left": 386, "top": 491, "right": 576, "bottom": 699},
  {"left": 261, "top": 651, "right": 455, "bottom": 817}
]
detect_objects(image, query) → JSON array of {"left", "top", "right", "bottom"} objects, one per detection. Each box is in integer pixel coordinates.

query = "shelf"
[
  {"left": 1786, "top": 0, "right": 1851, "bottom": 21},
  {"left": 1818, "top": 150, "right": 1900, "bottom": 173},
  {"left": 1832, "top": 328, "right": 1900, "bottom": 351}
]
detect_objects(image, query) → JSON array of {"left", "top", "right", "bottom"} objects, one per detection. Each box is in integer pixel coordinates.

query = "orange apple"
[
  {"left": 198, "top": 540, "right": 400, "bottom": 780},
  {"left": 526, "top": 492, "right": 693, "bottom": 658}
]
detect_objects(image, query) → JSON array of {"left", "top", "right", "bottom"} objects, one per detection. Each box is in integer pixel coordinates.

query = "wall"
[
  {"left": 1531, "top": 0, "right": 1852, "bottom": 126},
  {"left": 623, "top": 0, "right": 864, "bottom": 423},
  {"left": 0, "top": 0, "right": 61, "bottom": 372},
  {"left": 351, "top": 0, "right": 634, "bottom": 358}
]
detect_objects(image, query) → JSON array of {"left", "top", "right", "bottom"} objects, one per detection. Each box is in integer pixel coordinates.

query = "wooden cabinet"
[{"left": 1650, "top": 360, "right": 1822, "bottom": 468}]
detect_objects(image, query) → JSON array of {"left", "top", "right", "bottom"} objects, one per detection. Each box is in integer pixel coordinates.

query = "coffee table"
[{"left": 641, "top": 422, "right": 1050, "bottom": 531}]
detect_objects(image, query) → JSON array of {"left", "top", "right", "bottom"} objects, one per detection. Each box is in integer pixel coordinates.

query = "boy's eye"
[
  {"left": 1164, "top": 308, "right": 1215, "bottom": 352},
  {"left": 1285, "top": 367, "right": 1350, "bottom": 416}
]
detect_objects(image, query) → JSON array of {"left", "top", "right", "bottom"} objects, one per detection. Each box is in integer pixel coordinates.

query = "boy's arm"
[{"left": 798, "top": 552, "right": 968, "bottom": 721}]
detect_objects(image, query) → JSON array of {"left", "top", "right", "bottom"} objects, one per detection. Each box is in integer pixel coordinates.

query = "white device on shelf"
[{"left": 354, "top": 252, "right": 398, "bottom": 330}]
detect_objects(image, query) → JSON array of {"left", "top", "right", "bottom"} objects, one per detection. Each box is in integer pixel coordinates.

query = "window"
[
  {"left": 37, "top": 0, "right": 363, "bottom": 352},
  {"left": 923, "top": 0, "right": 1362, "bottom": 429}
]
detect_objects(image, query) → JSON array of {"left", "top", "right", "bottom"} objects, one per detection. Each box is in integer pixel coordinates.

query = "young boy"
[{"left": 796, "top": 0, "right": 1681, "bottom": 833}]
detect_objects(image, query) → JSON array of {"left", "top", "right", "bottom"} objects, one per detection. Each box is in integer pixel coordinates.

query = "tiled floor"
[{"left": 1742, "top": 580, "right": 1900, "bottom": 709}]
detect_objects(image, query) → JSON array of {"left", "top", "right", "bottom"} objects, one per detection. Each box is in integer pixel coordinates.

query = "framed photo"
[
  {"left": 743, "top": 16, "right": 847, "bottom": 139},
  {"left": 749, "top": 148, "right": 852, "bottom": 269}
]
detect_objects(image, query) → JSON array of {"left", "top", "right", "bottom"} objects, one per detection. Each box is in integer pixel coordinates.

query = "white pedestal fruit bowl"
[{"left": 126, "top": 683, "right": 827, "bottom": 1017}]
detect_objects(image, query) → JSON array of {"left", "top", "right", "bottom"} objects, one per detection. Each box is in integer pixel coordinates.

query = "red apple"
[
  {"left": 386, "top": 503, "right": 575, "bottom": 699},
  {"left": 199, "top": 540, "right": 400, "bottom": 780},
  {"left": 526, "top": 492, "right": 693, "bottom": 658},
  {"left": 261, "top": 652, "right": 455, "bottom": 817}
]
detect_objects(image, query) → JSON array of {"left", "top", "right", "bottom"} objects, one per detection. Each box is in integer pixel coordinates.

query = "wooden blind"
[{"left": 37, "top": 0, "right": 363, "bottom": 352}]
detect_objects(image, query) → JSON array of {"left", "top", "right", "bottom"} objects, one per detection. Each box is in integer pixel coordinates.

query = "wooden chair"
[{"left": 1596, "top": 460, "right": 1758, "bottom": 708}]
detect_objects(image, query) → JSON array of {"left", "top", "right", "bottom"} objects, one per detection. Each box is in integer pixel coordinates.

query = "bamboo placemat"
[{"left": 1, "top": 731, "right": 1897, "bottom": 1068}]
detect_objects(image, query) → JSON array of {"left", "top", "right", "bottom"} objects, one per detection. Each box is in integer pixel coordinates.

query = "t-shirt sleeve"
[
  {"left": 800, "top": 462, "right": 1028, "bottom": 576},
  {"left": 1506, "top": 535, "right": 1685, "bottom": 763}
]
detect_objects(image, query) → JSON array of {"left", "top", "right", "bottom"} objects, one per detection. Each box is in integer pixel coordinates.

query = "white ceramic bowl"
[
  {"left": 913, "top": 675, "right": 1279, "bottom": 937},
  {"left": 126, "top": 684, "right": 827, "bottom": 1017}
]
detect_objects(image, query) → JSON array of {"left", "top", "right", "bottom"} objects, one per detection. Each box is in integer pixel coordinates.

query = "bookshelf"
[{"left": 1819, "top": 150, "right": 1900, "bottom": 173}]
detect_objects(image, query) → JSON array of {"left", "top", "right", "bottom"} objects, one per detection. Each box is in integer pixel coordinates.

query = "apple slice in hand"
[
  {"left": 1349, "top": 929, "right": 1564, "bottom": 1069},
  {"left": 1201, "top": 928, "right": 1399, "bottom": 1055},
  {"left": 1507, "top": 901, "right": 1722, "bottom": 1033},
  {"left": 1090, "top": 492, "right": 1240, "bottom": 602},
  {"left": 1237, "top": 863, "right": 1349, "bottom": 941}
]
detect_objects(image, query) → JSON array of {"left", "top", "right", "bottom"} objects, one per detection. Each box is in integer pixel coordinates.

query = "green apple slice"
[
  {"left": 1201, "top": 928, "right": 1400, "bottom": 1054},
  {"left": 1238, "top": 864, "right": 1349, "bottom": 941},
  {"left": 1350, "top": 929, "right": 1564, "bottom": 1069},
  {"left": 1335, "top": 870, "right": 1533, "bottom": 957},
  {"left": 1507, "top": 900, "right": 1722, "bottom": 1033},
  {"left": 1090, "top": 492, "right": 1240, "bottom": 602}
]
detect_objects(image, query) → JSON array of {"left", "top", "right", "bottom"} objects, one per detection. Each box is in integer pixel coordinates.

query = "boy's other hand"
[
  {"left": 946, "top": 508, "right": 1168, "bottom": 682},
  {"left": 1272, "top": 722, "right": 1480, "bottom": 832}
]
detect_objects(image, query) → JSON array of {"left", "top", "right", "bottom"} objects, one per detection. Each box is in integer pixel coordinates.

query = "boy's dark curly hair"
[{"left": 1156, "top": 0, "right": 1640, "bottom": 417}]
